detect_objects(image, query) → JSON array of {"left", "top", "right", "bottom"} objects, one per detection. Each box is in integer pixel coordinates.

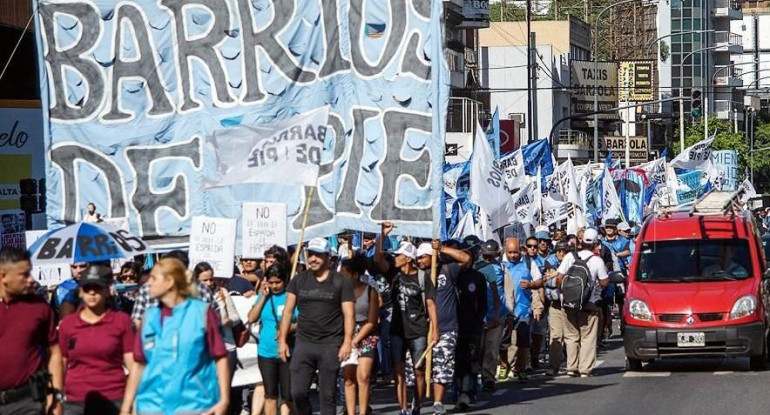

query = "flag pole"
[
  {"left": 425, "top": 239, "right": 439, "bottom": 398},
  {"left": 291, "top": 185, "right": 315, "bottom": 279}
]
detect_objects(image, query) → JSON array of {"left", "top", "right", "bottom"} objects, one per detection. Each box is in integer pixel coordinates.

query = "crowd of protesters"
[{"left": 0, "top": 217, "right": 640, "bottom": 415}]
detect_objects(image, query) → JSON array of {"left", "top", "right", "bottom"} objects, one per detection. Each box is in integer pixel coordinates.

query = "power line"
[{"left": 0, "top": 7, "right": 37, "bottom": 83}]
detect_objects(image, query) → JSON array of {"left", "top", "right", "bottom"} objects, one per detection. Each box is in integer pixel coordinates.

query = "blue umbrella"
[{"left": 29, "top": 222, "right": 150, "bottom": 264}]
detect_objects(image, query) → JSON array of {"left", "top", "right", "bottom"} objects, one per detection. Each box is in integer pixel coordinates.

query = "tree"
[{"left": 671, "top": 117, "right": 770, "bottom": 193}]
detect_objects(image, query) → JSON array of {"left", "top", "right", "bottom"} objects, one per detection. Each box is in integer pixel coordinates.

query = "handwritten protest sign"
[
  {"left": 189, "top": 216, "right": 237, "bottom": 278},
  {"left": 242, "top": 203, "right": 287, "bottom": 259}
]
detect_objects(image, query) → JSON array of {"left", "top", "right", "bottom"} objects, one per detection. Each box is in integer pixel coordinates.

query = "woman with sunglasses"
[
  {"left": 339, "top": 254, "right": 379, "bottom": 415},
  {"left": 248, "top": 264, "right": 297, "bottom": 415},
  {"left": 58, "top": 264, "right": 135, "bottom": 415}
]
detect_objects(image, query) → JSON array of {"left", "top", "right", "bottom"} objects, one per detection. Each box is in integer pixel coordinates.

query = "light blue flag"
[{"left": 486, "top": 107, "right": 501, "bottom": 159}]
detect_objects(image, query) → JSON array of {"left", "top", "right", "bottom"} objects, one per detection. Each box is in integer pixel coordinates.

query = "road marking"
[
  {"left": 595, "top": 360, "right": 605, "bottom": 368},
  {"left": 622, "top": 371, "right": 671, "bottom": 377},
  {"left": 713, "top": 371, "right": 734, "bottom": 375},
  {"left": 494, "top": 389, "right": 506, "bottom": 396}
]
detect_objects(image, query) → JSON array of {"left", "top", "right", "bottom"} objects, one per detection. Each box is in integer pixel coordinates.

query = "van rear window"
[{"left": 636, "top": 239, "right": 753, "bottom": 282}]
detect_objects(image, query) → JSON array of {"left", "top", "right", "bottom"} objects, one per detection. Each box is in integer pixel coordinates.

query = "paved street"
[{"left": 364, "top": 329, "right": 770, "bottom": 415}]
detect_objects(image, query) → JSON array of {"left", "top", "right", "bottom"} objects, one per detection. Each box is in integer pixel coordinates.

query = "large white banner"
[
  {"left": 242, "top": 203, "right": 287, "bottom": 259},
  {"left": 206, "top": 108, "right": 329, "bottom": 188},
  {"left": 671, "top": 135, "right": 715, "bottom": 170},
  {"left": 189, "top": 216, "right": 237, "bottom": 278}
]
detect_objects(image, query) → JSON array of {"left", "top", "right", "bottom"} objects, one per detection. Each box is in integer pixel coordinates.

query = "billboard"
[
  {"left": 570, "top": 61, "right": 618, "bottom": 120},
  {"left": 0, "top": 104, "right": 45, "bottom": 210},
  {"left": 618, "top": 61, "right": 654, "bottom": 102},
  {"left": 33, "top": 0, "right": 448, "bottom": 246},
  {"left": 599, "top": 136, "right": 649, "bottom": 163},
  {"left": 460, "top": 0, "right": 490, "bottom": 28}
]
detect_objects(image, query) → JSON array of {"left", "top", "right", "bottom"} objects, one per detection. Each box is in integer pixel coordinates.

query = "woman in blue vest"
[{"left": 120, "top": 258, "right": 231, "bottom": 415}]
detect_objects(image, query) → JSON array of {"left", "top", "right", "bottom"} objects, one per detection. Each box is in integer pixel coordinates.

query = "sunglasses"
[
  {"left": 526, "top": 244, "right": 538, "bottom": 248},
  {"left": 81, "top": 284, "right": 105, "bottom": 292},
  {"left": 71, "top": 264, "right": 87, "bottom": 269}
]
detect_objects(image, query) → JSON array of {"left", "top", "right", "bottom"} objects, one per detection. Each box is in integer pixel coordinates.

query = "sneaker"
[
  {"left": 496, "top": 366, "right": 509, "bottom": 381},
  {"left": 517, "top": 372, "right": 528, "bottom": 383},
  {"left": 567, "top": 371, "right": 580, "bottom": 377},
  {"left": 456, "top": 394, "right": 470, "bottom": 411},
  {"left": 432, "top": 402, "right": 446, "bottom": 415},
  {"left": 399, "top": 410, "right": 409, "bottom": 415},
  {"left": 580, "top": 372, "right": 593, "bottom": 378}
]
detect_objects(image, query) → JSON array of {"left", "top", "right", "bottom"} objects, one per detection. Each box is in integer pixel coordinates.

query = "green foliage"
[
  {"left": 672, "top": 117, "right": 770, "bottom": 192},
  {"left": 659, "top": 41, "right": 670, "bottom": 62}
]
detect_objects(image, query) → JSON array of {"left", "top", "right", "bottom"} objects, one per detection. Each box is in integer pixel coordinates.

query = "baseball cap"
[
  {"left": 554, "top": 241, "right": 570, "bottom": 251},
  {"left": 79, "top": 264, "right": 113, "bottom": 288},
  {"left": 582, "top": 228, "right": 599, "bottom": 245},
  {"left": 480, "top": 239, "right": 501, "bottom": 256},
  {"left": 535, "top": 230, "right": 551, "bottom": 240},
  {"left": 393, "top": 242, "right": 417, "bottom": 259},
  {"left": 416, "top": 243, "right": 433, "bottom": 258},
  {"left": 629, "top": 226, "right": 640, "bottom": 237},
  {"left": 307, "top": 237, "right": 331, "bottom": 254},
  {"left": 603, "top": 218, "right": 620, "bottom": 228},
  {"left": 617, "top": 221, "right": 631, "bottom": 232},
  {"left": 462, "top": 235, "right": 482, "bottom": 251}
]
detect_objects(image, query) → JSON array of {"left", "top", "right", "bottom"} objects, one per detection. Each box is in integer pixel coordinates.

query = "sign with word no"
[
  {"left": 242, "top": 203, "right": 287, "bottom": 259},
  {"left": 189, "top": 216, "right": 237, "bottom": 279}
]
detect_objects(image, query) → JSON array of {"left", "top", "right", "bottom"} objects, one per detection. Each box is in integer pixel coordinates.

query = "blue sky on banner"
[{"left": 34, "top": 0, "right": 448, "bottom": 246}]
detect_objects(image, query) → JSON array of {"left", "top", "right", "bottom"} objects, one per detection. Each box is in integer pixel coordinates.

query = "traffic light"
[
  {"left": 19, "top": 178, "right": 38, "bottom": 212},
  {"left": 691, "top": 89, "right": 702, "bottom": 118}
]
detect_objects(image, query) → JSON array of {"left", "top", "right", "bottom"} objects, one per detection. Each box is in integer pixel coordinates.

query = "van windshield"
[{"left": 636, "top": 239, "right": 753, "bottom": 282}]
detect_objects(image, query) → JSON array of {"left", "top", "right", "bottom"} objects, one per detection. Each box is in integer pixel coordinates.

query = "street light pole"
[
  {"left": 678, "top": 43, "right": 723, "bottom": 151},
  {"left": 593, "top": 0, "right": 639, "bottom": 163}
]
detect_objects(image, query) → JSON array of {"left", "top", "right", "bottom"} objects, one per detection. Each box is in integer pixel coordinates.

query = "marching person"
[
  {"left": 374, "top": 223, "right": 438, "bottom": 415},
  {"left": 277, "top": 238, "right": 355, "bottom": 415},
  {"left": 475, "top": 240, "right": 506, "bottom": 392},
  {"left": 249, "top": 264, "right": 297, "bottom": 415},
  {"left": 0, "top": 247, "right": 63, "bottom": 415},
  {"left": 58, "top": 264, "right": 134, "bottom": 415},
  {"left": 501, "top": 238, "right": 542, "bottom": 383},
  {"left": 555, "top": 229, "right": 609, "bottom": 377},
  {"left": 415, "top": 240, "right": 471, "bottom": 415},
  {"left": 54, "top": 262, "right": 88, "bottom": 319},
  {"left": 339, "top": 253, "right": 379, "bottom": 415},
  {"left": 120, "top": 258, "right": 231, "bottom": 415},
  {"left": 544, "top": 241, "right": 570, "bottom": 376},
  {"left": 454, "top": 244, "right": 487, "bottom": 411}
]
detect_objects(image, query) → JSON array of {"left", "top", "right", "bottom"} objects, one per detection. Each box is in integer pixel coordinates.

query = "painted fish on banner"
[{"left": 34, "top": 0, "right": 448, "bottom": 245}]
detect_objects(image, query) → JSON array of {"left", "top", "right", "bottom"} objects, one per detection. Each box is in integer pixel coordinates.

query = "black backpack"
[{"left": 561, "top": 255, "right": 594, "bottom": 311}]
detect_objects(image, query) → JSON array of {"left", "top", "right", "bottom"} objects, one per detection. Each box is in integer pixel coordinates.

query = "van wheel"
[
  {"left": 749, "top": 336, "right": 768, "bottom": 371},
  {"left": 625, "top": 357, "right": 643, "bottom": 371}
]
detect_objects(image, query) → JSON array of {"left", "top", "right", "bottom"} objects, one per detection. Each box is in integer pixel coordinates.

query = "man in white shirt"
[{"left": 555, "top": 228, "right": 609, "bottom": 377}]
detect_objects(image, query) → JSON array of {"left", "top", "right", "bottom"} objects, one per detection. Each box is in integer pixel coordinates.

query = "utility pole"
[
  {"left": 526, "top": 0, "right": 533, "bottom": 144},
  {"left": 679, "top": 88, "right": 685, "bottom": 153},
  {"left": 531, "top": 32, "right": 539, "bottom": 140}
]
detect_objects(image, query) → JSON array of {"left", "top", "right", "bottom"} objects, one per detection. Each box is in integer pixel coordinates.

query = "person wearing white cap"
[
  {"left": 415, "top": 240, "right": 471, "bottom": 415},
  {"left": 373, "top": 223, "right": 438, "bottom": 415},
  {"left": 277, "top": 237, "right": 356, "bottom": 415},
  {"left": 555, "top": 228, "right": 609, "bottom": 377}
]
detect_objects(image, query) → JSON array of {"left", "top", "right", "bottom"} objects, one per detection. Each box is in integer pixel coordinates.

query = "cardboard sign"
[
  {"left": 242, "top": 203, "right": 287, "bottom": 259},
  {"left": 189, "top": 216, "right": 237, "bottom": 278}
]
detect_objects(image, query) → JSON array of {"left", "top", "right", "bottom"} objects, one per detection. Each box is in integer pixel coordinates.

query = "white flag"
[
  {"left": 498, "top": 149, "right": 526, "bottom": 192},
  {"left": 512, "top": 182, "right": 537, "bottom": 224},
  {"left": 469, "top": 123, "right": 515, "bottom": 230},
  {"left": 740, "top": 179, "right": 757, "bottom": 203},
  {"left": 540, "top": 196, "right": 571, "bottom": 226},
  {"left": 601, "top": 168, "right": 623, "bottom": 220},
  {"left": 451, "top": 209, "right": 479, "bottom": 240},
  {"left": 204, "top": 106, "right": 329, "bottom": 188},
  {"left": 671, "top": 134, "right": 715, "bottom": 170}
]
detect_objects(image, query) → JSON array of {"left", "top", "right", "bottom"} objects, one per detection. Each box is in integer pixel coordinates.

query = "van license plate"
[{"left": 677, "top": 332, "right": 705, "bottom": 347}]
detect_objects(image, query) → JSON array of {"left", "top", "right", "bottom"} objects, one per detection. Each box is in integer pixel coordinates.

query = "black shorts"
[{"left": 258, "top": 357, "right": 292, "bottom": 401}]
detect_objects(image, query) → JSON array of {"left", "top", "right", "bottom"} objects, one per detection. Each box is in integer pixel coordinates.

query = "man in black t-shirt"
[
  {"left": 278, "top": 238, "right": 355, "bottom": 415},
  {"left": 374, "top": 223, "right": 438, "bottom": 415}
]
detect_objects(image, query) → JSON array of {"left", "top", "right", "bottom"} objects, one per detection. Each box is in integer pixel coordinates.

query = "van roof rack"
[{"left": 690, "top": 189, "right": 745, "bottom": 216}]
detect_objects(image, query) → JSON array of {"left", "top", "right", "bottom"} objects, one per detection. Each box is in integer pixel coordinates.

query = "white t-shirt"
[{"left": 557, "top": 250, "right": 609, "bottom": 304}]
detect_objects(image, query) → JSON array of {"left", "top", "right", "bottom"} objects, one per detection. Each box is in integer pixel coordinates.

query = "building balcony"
[
  {"left": 554, "top": 130, "right": 592, "bottom": 161},
  {"left": 713, "top": 0, "right": 743, "bottom": 19},
  {"left": 713, "top": 32, "right": 743, "bottom": 53},
  {"left": 713, "top": 66, "right": 744, "bottom": 88},
  {"left": 714, "top": 100, "right": 744, "bottom": 121},
  {"left": 445, "top": 49, "right": 466, "bottom": 88}
]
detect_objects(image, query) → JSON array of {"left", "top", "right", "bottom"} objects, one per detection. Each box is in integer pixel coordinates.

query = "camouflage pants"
[{"left": 405, "top": 331, "right": 458, "bottom": 386}]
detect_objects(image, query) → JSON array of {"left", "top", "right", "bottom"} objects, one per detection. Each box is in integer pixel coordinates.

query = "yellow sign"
[{"left": 618, "top": 61, "right": 654, "bottom": 102}]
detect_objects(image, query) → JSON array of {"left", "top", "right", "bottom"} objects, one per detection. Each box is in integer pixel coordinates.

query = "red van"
[{"left": 622, "top": 192, "right": 769, "bottom": 371}]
